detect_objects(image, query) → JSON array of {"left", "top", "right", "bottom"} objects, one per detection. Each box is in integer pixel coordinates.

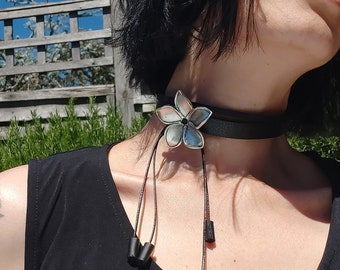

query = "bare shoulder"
[{"left": 0, "top": 165, "right": 28, "bottom": 270}]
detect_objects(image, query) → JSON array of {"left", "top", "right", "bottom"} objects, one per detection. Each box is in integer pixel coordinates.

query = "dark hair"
[
  {"left": 115, "top": 0, "right": 256, "bottom": 93},
  {"left": 115, "top": 0, "right": 340, "bottom": 135},
  {"left": 286, "top": 51, "right": 340, "bottom": 135}
]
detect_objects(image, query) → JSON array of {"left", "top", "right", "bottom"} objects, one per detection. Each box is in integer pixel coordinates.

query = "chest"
[
  {"left": 153, "top": 206, "right": 329, "bottom": 269},
  {"left": 118, "top": 180, "right": 331, "bottom": 270}
]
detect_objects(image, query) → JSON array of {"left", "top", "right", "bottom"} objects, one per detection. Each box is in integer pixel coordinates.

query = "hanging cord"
[
  {"left": 127, "top": 133, "right": 216, "bottom": 269},
  {"left": 127, "top": 129, "right": 165, "bottom": 267},
  {"left": 201, "top": 148, "right": 215, "bottom": 270},
  {"left": 150, "top": 131, "right": 159, "bottom": 243}
]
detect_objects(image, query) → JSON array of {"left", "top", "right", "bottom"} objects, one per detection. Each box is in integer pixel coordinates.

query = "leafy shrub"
[
  {"left": 0, "top": 101, "right": 147, "bottom": 172},
  {"left": 288, "top": 135, "right": 340, "bottom": 161}
]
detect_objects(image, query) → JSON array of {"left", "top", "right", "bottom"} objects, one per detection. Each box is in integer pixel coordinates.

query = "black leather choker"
[
  {"left": 157, "top": 95, "right": 284, "bottom": 140},
  {"left": 128, "top": 91, "right": 284, "bottom": 270}
]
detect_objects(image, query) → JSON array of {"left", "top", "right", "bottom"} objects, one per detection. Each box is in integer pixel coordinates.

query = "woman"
[{"left": 1, "top": 0, "right": 340, "bottom": 269}]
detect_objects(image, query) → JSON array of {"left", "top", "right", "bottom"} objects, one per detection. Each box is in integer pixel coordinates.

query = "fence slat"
[
  {"left": 0, "top": 29, "right": 112, "bottom": 50},
  {"left": 0, "top": 0, "right": 110, "bottom": 20},
  {"left": 0, "top": 56, "right": 114, "bottom": 76},
  {"left": 0, "top": 102, "right": 110, "bottom": 123},
  {"left": 0, "top": 85, "right": 115, "bottom": 102}
]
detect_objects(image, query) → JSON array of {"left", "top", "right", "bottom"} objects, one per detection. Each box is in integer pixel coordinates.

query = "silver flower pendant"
[{"left": 156, "top": 91, "right": 212, "bottom": 149}]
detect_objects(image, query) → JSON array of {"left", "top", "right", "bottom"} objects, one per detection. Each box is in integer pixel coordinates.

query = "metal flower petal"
[
  {"left": 156, "top": 90, "right": 212, "bottom": 150},
  {"left": 188, "top": 107, "right": 212, "bottom": 129},
  {"left": 156, "top": 105, "right": 182, "bottom": 124},
  {"left": 164, "top": 124, "right": 183, "bottom": 148},
  {"left": 174, "top": 90, "right": 192, "bottom": 118},
  {"left": 183, "top": 124, "right": 204, "bottom": 149}
]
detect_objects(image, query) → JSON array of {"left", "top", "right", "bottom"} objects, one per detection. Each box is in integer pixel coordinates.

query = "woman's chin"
[
  {"left": 284, "top": 25, "right": 339, "bottom": 69},
  {"left": 306, "top": 39, "right": 340, "bottom": 68}
]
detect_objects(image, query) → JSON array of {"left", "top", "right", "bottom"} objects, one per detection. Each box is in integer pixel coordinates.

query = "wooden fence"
[{"left": 0, "top": 0, "right": 156, "bottom": 137}]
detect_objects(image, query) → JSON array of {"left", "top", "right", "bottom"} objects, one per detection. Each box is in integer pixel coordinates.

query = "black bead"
[
  {"left": 181, "top": 118, "right": 188, "bottom": 125},
  {"left": 137, "top": 242, "right": 154, "bottom": 266},
  {"left": 127, "top": 237, "right": 141, "bottom": 267},
  {"left": 204, "top": 219, "right": 215, "bottom": 243}
]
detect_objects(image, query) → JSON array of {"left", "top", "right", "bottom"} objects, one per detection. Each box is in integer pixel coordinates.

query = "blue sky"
[{"left": 0, "top": 0, "right": 103, "bottom": 40}]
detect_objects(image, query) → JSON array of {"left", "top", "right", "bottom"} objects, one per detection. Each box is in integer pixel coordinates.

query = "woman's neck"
[
  {"left": 165, "top": 44, "right": 311, "bottom": 115},
  {"left": 134, "top": 45, "right": 330, "bottom": 189},
  {"left": 135, "top": 116, "right": 326, "bottom": 191}
]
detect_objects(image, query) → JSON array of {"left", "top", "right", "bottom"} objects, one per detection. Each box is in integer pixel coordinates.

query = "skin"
[{"left": 0, "top": 1, "right": 339, "bottom": 269}]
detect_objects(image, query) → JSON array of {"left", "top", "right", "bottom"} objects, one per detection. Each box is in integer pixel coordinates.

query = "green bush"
[
  {"left": 288, "top": 135, "right": 340, "bottom": 161},
  {"left": 0, "top": 100, "right": 147, "bottom": 172}
]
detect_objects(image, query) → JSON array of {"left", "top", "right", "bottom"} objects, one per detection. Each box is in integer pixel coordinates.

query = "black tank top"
[{"left": 25, "top": 144, "right": 340, "bottom": 270}]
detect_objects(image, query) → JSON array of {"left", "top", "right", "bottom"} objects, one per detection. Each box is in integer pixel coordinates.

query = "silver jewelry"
[{"left": 156, "top": 90, "right": 212, "bottom": 149}]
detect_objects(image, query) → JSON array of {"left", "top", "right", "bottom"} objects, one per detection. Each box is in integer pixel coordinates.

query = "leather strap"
[{"left": 157, "top": 96, "right": 283, "bottom": 139}]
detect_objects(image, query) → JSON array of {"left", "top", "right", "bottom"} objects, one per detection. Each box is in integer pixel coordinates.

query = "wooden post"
[
  {"left": 103, "top": 5, "right": 115, "bottom": 107},
  {"left": 36, "top": 15, "right": 46, "bottom": 64},
  {"left": 70, "top": 11, "right": 81, "bottom": 61},
  {"left": 111, "top": 0, "right": 136, "bottom": 127},
  {"left": 4, "top": 19, "right": 14, "bottom": 68}
]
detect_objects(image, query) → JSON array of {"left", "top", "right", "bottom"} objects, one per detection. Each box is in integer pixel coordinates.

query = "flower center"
[{"left": 181, "top": 118, "right": 188, "bottom": 125}]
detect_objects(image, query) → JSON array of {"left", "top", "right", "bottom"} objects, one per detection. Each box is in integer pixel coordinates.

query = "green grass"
[
  {"left": 1, "top": 99, "right": 339, "bottom": 172},
  {"left": 0, "top": 100, "right": 147, "bottom": 172}
]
